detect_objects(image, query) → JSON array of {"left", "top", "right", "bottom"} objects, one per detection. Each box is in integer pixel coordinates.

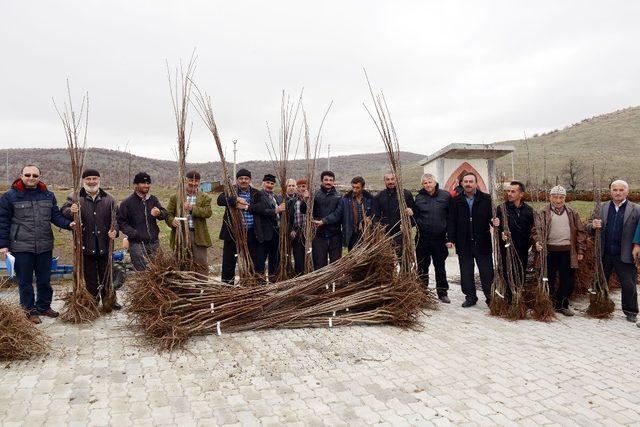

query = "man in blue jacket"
[{"left": 0, "top": 165, "right": 74, "bottom": 323}]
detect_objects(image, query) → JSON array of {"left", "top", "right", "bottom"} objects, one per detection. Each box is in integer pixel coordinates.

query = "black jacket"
[
  {"left": 62, "top": 188, "right": 117, "bottom": 256},
  {"left": 340, "top": 190, "right": 376, "bottom": 246},
  {"left": 496, "top": 201, "right": 534, "bottom": 254},
  {"left": 251, "top": 190, "right": 283, "bottom": 243},
  {"left": 216, "top": 187, "right": 261, "bottom": 242},
  {"left": 447, "top": 189, "right": 494, "bottom": 255},
  {"left": 117, "top": 192, "right": 167, "bottom": 244},
  {"left": 313, "top": 186, "right": 342, "bottom": 238},
  {"left": 414, "top": 186, "right": 450, "bottom": 240},
  {"left": 374, "top": 188, "right": 415, "bottom": 236}
]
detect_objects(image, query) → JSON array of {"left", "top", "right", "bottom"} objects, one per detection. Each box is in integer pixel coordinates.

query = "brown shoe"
[
  {"left": 39, "top": 308, "right": 59, "bottom": 318},
  {"left": 28, "top": 315, "right": 42, "bottom": 324}
]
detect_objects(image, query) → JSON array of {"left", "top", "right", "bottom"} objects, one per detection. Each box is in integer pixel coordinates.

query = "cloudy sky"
[{"left": 1, "top": 1, "right": 638, "bottom": 162}]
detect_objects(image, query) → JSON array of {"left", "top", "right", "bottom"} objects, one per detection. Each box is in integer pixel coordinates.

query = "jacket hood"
[{"left": 11, "top": 178, "right": 47, "bottom": 192}]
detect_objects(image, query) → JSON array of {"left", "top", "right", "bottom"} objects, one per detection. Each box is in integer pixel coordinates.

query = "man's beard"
[{"left": 84, "top": 184, "right": 100, "bottom": 193}]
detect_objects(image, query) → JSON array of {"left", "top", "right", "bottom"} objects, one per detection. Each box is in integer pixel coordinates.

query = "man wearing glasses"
[{"left": 0, "top": 165, "right": 74, "bottom": 324}]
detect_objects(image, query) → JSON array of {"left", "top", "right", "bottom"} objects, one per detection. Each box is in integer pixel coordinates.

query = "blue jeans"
[{"left": 14, "top": 251, "right": 53, "bottom": 315}]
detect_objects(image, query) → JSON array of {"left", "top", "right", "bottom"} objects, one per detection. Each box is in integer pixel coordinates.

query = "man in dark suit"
[
  {"left": 588, "top": 179, "right": 640, "bottom": 323},
  {"left": 252, "top": 174, "right": 285, "bottom": 281},
  {"left": 447, "top": 172, "right": 500, "bottom": 308}
]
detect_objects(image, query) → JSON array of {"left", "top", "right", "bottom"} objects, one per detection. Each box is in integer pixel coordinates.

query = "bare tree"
[{"left": 561, "top": 158, "right": 584, "bottom": 191}]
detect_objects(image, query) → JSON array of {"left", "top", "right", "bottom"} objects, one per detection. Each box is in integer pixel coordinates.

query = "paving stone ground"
[{"left": 1, "top": 257, "right": 640, "bottom": 426}]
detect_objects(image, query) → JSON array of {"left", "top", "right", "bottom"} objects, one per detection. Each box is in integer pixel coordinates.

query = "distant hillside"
[
  {"left": 494, "top": 106, "right": 640, "bottom": 188},
  {"left": 0, "top": 148, "right": 425, "bottom": 190}
]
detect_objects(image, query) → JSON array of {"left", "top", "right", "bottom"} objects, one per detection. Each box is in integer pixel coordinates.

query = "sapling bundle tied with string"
[
  {"left": 586, "top": 187, "right": 615, "bottom": 318},
  {"left": 54, "top": 82, "right": 100, "bottom": 323},
  {"left": 266, "top": 91, "right": 302, "bottom": 281},
  {"left": 0, "top": 299, "right": 49, "bottom": 360},
  {"left": 489, "top": 196, "right": 509, "bottom": 317},
  {"left": 167, "top": 57, "right": 196, "bottom": 270},
  {"left": 499, "top": 202, "right": 527, "bottom": 320},
  {"left": 192, "top": 84, "right": 257, "bottom": 283},
  {"left": 531, "top": 211, "right": 555, "bottom": 322},
  {"left": 126, "top": 224, "right": 429, "bottom": 351}
]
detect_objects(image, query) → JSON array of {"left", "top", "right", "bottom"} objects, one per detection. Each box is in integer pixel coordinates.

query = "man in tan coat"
[{"left": 532, "top": 185, "right": 586, "bottom": 316}]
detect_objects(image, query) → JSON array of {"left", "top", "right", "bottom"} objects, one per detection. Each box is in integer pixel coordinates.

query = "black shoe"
[
  {"left": 461, "top": 300, "right": 476, "bottom": 308},
  {"left": 626, "top": 314, "right": 637, "bottom": 323},
  {"left": 485, "top": 299, "right": 492, "bottom": 307},
  {"left": 438, "top": 294, "right": 451, "bottom": 304},
  {"left": 112, "top": 302, "right": 122, "bottom": 310}
]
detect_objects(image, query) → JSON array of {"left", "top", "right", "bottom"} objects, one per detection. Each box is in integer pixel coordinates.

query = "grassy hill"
[
  {"left": 494, "top": 106, "right": 640, "bottom": 189},
  {"left": 0, "top": 148, "right": 425, "bottom": 191}
]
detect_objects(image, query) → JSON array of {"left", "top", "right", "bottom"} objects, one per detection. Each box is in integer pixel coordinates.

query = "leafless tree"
[{"left": 562, "top": 158, "right": 584, "bottom": 191}]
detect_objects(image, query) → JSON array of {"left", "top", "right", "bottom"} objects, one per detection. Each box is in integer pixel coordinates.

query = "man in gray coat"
[{"left": 589, "top": 180, "right": 640, "bottom": 323}]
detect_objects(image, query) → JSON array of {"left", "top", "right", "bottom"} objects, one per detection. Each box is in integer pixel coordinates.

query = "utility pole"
[
  {"left": 327, "top": 144, "right": 331, "bottom": 171},
  {"left": 233, "top": 140, "right": 238, "bottom": 179}
]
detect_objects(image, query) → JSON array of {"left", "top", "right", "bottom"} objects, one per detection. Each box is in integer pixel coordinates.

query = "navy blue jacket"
[
  {"left": 340, "top": 189, "right": 376, "bottom": 246},
  {"left": 0, "top": 179, "right": 72, "bottom": 253}
]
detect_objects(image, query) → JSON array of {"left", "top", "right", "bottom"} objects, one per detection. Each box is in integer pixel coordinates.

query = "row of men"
[{"left": 1, "top": 164, "right": 639, "bottom": 325}]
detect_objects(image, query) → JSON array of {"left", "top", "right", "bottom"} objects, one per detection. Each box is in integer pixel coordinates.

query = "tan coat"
[{"left": 532, "top": 204, "right": 586, "bottom": 269}]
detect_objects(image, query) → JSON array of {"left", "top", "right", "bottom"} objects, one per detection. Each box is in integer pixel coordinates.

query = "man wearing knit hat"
[
  {"left": 217, "top": 168, "right": 261, "bottom": 283},
  {"left": 117, "top": 172, "right": 167, "bottom": 271},
  {"left": 532, "top": 185, "right": 586, "bottom": 316},
  {"left": 588, "top": 179, "right": 640, "bottom": 323},
  {"left": 252, "top": 173, "right": 285, "bottom": 281},
  {"left": 62, "top": 169, "right": 120, "bottom": 310}
]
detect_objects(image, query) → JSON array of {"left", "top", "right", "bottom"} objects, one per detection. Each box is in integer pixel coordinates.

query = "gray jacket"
[{"left": 587, "top": 200, "right": 640, "bottom": 264}]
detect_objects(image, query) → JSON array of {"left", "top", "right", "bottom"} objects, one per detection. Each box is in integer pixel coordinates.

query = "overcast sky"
[{"left": 1, "top": 1, "right": 638, "bottom": 163}]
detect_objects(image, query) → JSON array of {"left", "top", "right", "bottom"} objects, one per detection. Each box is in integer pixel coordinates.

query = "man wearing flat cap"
[
  {"left": 62, "top": 169, "right": 120, "bottom": 310},
  {"left": 117, "top": 172, "right": 167, "bottom": 271},
  {"left": 217, "top": 168, "right": 261, "bottom": 284},
  {"left": 531, "top": 185, "right": 586, "bottom": 316},
  {"left": 252, "top": 173, "right": 285, "bottom": 281}
]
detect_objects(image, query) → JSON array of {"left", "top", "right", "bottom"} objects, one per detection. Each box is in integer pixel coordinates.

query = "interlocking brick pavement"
[{"left": 1, "top": 258, "right": 639, "bottom": 426}]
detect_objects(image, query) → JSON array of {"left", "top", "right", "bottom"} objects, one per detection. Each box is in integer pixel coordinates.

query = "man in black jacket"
[
  {"left": 62, "top": 169, "right": 120, "bottom": 309},
  {"left": 414, "top": 174, "right": 451, "bottom": 303},
  {"left": 117, "top": 172, "right": 167, "bottom": 271},
  {"left": 252, "top": 174, "right": 285, "bottom": 281},
  {"left": 312, "top": 171, "right": 343, "bottom": 269},
  {"left": 374, "top": 173, "right": 415, "bottom": 253},
  {"left": 496, "top": 181, "right": 534, "bottom": 290},
  {"left": 447, "top": 172, "right": 499, "bottom": 307},
  {"left": 341, "top": 176, "right": 376, "bottom": 251},
  {"left": 217, "top": 168, "right": 261, "bottom": 284}
]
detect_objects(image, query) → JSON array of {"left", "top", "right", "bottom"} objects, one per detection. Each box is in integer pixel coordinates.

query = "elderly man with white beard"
[{"left": 62, "top": 169, "right": 120, "bottom": 310}]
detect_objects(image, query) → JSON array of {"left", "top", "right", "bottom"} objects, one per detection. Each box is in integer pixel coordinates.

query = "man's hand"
[
  {"left": 70, "top": 203, "right": 79, "bottom": 214},
  {"left": 405, "top": 207, "right": 413, "bottom": 217},
  {"left": 501, "top": 231, "right": 510, "bottom": 242},
  {"left": 0, "top": 248, "right": 8, "bottom": 258},
  {"left": 171, "top": 219, "right": 180, "bottom": 228},
  {"left": 276, "top": 202, "right": 286, "bottom": 214},
  {"left": 313, "top": 220, "right": 324, "bottom": 227},
  {"left": 535, "top": 242, "right": 543, "bottom": 252},
  {"left": 123, "top": 238, "right": 130, "bottom": 250},
  {"left": 578, "top": 254, "right": 584, "bottom": 261},
  {"left": 108, "top": 229, "right": 117, "bottom": 240},
  {"left": 633, "top": 244, "right": 640, "bottom": 261},
  {"left": 150, "top": 207, "right": 161, "bottom": 217},
  {"left": 183, "top": 202, "right": 192, "bottom": 212},
  {"left": 592, "top": 219, "right": 602, "bottom": 229},
  {"left": 290, "top": 230, "right": 297, "bottom": 239},
  {"left": 446, "top": 242, "right": 454, "bottom": 249},
  {"left": 236, "top": 198, "right": 249, "bottom": 210},
  {"left": 301, "top": 190, "right": 310, "bottom": 200},
  {"left": 492, "top": 217, "right": 500, "bottom": 227},
  {"left": 69, "top": 221, "right": 77, "bottom": 229}
]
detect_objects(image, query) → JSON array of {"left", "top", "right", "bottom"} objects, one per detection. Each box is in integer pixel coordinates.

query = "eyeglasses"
[{"left": 23, "top": 174, "right": 39, "bottom": 178}]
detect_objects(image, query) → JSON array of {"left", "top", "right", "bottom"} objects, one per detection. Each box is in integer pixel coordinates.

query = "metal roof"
[{"left": 419, "top": 143, "right": 515, "bottom": 165}]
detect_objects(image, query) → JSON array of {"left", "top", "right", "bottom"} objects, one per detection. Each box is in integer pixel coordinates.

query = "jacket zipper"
[{"left": 143, "top": 198, "right": 151, "bottom": 241}]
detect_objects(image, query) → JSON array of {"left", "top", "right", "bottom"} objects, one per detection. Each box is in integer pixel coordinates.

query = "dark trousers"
[
  {"left": 312, "top": 234, "right": 342, "bottom": 269},
  {"left": 292, "top": 235, "right": 306, "bottom": 275},
  {"left": 416, "top": 237, "right": 449, "bottom": 295},
  {"left": 458, "top": 249, "right": 494, "bottom": 303},
  {"left": 347, "top": 231, "right": 363, "bottom": 252},
  {"left": 83, "top": 253, "right": 110, "bottom": 302},
  {"left": 603, "top": 254, "right": 639, "bottom": 316},
  {"left": 255, "top": 237, "right": 280, "bottom": 281},
  {"left": 547, "top": 250, "right": 574, "bottom": 309},
  {"left": 129, "top": 240, "right": 160, "bottom": 271},
  {"left": 221, "top": 232, "right": 258, "bottom": 284},
  {"left": 14, "top": 251, "right": 53, "bottom": 315}
]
